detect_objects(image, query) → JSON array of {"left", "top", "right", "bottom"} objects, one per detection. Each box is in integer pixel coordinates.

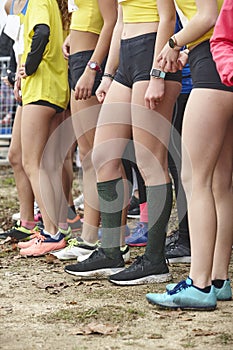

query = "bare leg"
[
  {"left": 212, "top": 118, "right": 233, "bottom": 280},
  {"left": 71, "top": 91, "right": 101, "bottom": 243},
  {"left": 21, "top": 104, "right": 58, "bottom": 235},
  {"left": 8, "top": 105, "right": 34, "bottom": 222},
  {"left": 131, "top": 81, "right": 181, "bottom": 185},
  {"left": 181, "top": 89, "right": 233, "bottom": 288}
]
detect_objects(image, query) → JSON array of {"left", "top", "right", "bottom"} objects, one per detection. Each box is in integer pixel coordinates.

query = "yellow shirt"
[
  {"left": 175, "top": 0, "right": 224, "bottom": 48},
  {"left": 119, "top": 0, "right": 159, "bottom": 23},
  {"left": 21, "top": 0, "right": 69, "bottom": 109},
  {"left": 70, "top": 0, "right": 103, "bottom": 35}
]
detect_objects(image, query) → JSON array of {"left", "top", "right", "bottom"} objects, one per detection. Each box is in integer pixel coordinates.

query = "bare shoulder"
[{"left": 4, "top": 0, "right": 12, "bottom": 15}]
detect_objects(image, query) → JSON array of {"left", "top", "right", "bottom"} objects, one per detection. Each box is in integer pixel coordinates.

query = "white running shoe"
[{"left": 51, "top": 237, "right": 99, "bottom": 260}]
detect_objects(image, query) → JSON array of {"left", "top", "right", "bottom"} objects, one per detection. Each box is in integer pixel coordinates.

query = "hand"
[
  {"left": 74, "top": 68, "right": 96, "bottom": 100},
  {"left": 18, "top": 64, "right": 27, "bottom": 79},
  {"left": 1, "top": 76, "right": 12, "bottom": 87},
  {"left": 95, "top": 76, "right": 113, "bottom": 103},
  {"left": 157, "top": 42, "right": 180, "bottom": 72},
  {"left": 177, "top": 51, "right": 189, "bottom": 69},
  {"left": 14, "top": 75, "right": 22, "bottom": 102},
  {"left": 144, "top": 78, "right": 165, "bottom": 110},
  {"left": 62, "top": 34, "right": 70, "bottom": 60}
]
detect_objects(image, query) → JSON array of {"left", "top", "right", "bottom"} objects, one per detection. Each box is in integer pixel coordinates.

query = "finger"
[
  {"left": 86, "top": 88, "right": 92, "bottom": 99},
  {"left": 144, "top": 97, "right": 151, "bottom": 110}
]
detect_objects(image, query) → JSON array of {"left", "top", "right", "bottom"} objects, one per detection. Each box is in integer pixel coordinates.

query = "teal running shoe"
[
  {"left": 146, "top": 277, "right": 217, "bottom": 310},
  {"left": 213, "top": 279, "right": 232, "bottom": 301},
  {"left": 166, "top": 278, "right": 232, "bottom": 301}
]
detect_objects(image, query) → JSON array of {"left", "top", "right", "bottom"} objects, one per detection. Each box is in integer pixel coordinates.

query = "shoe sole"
[
  {"left": 127, "top": 242, "right": 147, "bottom": 247},
  {"left": 53, "top": 251, "right": 93, "bottom": 261},
  {"left": 127, "top": 214, "right": 140, "bottom": 219},
  {"left": 146, "top": 298, "right": 216, "bottom": 311},
  {"left": 167, "top": 256, "right": 191, "bottom": 263},
  {"left": 64, "top": 267, "right": 125, "bottom": 278},
  {"left": 109, "top": 273, "right": 172, "bottom": 286}
]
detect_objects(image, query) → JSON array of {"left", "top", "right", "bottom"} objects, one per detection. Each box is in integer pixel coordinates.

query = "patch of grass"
[
  {"left": 181, "top": 339, "right": 196, "bottom": 348},
  {"left": 1, "top": 176, "right": 15, "bottom": 186},
  {"left": 217, "top": 333, "right": 233, "bottom": 345},
  {"left": 41, "top": 305, "right": 145, "bottom": 325}
]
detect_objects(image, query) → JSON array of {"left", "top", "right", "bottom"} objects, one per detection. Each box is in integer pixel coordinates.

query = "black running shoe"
[
  {"left": 165, "top": 243, "right": 191, "bottom": 263},
  {"left": 1, "top": 220, "right": 40, "bottom": 241},
  {"left": 165, "top": 230, "right": 179, "bottom": 247},
  {"left": 127, "top": 195, "right": 140, "bottom": 218},
  {"left": 64, "top": 248, "right": 125, "bottom": 278},
  {"left": 109, "top": 255, "right": 172, "bottom": 285}
]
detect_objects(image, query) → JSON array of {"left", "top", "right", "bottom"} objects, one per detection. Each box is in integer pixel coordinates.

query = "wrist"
[
  {"left": 87, "top": 60, "right": 102, "bottom": 73},
  {"left": 102, "top": 72, "right": 115, "bottom": 80},
  {"left": 150, "top": 68, "right": 166, "bottom": 79},
  {"left": 168, "top": 35, "right": 182, "bottom": 51}
]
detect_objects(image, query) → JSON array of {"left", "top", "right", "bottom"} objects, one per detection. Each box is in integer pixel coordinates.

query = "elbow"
[{"left": 202, "top": 12, "right": 219, "bottom": 30}]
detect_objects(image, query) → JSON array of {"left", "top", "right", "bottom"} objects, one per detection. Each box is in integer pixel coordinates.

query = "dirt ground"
[{"left": 0, "top": 165, "right": 232, "bottom": 350}]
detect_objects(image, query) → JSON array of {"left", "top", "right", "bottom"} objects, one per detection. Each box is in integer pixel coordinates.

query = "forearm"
[
  {"left": 103, "top": 9, "right": 123, "bottom": 75},
  {"left": 173, "top": 0, "right": 219, "bottom": 48},
  {"left": 89, "top": 0, "right": 117, "bottom": 67},
  {"left": 25, "top": 24, "right": 50, "bottom": 76}
]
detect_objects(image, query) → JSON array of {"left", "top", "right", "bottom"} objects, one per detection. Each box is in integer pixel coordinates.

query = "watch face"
[
  {"left": 90, "top": 62, "right": 96, "bottom": 69},
  {"left": 153, "top": 70, "right": 160, "bottom": 77},
  {"left": 169, "top": 38, "right": 175, "bottom": 48}
]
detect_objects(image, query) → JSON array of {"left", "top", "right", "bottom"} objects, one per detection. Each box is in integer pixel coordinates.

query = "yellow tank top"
[
  {"left": 175, "top": 0, "right": 224, "bottom": 48},
  {"left": 119, "top": 0, "right": 159, "bottom": 23},
  {"left": 70, "top": 0, "right": 103, "bottom": 35},
  {"left": 21, "top": 0, "right": 69, "bottom": 109}
]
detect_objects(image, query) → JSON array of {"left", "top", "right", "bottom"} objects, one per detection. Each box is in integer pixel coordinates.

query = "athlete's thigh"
[
  {"left": 131, "top": 80, "right": 180, "bottom": 159},
  {"left": 71, "top": 91, "right": 101, "bottom": 156},
  {"left": 182, "top": 88, "right": 233, "bottom": 179},
  {"left": 21, "top": 104, "right": 55, "bottom": 162},
  {"left": 94, "top": 80, "right": 132, "bottom": 160},
  {"left": 9, "top": 105, "right": 23, "bottom": 156}
]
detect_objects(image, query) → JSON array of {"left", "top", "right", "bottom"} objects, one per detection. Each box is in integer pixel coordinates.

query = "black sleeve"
[
  {"left": 6, "top": 47, "right": 17, "bottom": 86},
  {"left": 25, "top": 24, "right": 50, "bottom": 76},
  {"left": 9, "top": 46, "right": 17, "bottom": 73}
]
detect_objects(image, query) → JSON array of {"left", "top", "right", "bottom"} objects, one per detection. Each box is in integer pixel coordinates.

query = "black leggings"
[{"left": 168, "top": 93, "right": 190, "bottom": 239}]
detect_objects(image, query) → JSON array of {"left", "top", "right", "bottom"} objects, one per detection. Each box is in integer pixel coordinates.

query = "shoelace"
[
  {"left": 130, "top": 255, "right": 145, "bottom": 269},
  {"left": 66, "top": 238, "right": 100, "bottom": 250},
  {"left": 168, "top": 280, "right": 189, "bottom": 295},
  {"left": 35, "top": 233, "right": 48, "bottom": 243},
  {"left": 132, "top": 222, "right": 145, "bottom": 235},
  {"left": 65, "top": 238, "right": 79, "bottom": 249}
]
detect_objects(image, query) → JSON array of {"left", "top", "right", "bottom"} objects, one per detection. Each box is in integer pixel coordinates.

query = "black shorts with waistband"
[
  {"left": 114, "top": 32, "right": 182, "bottom": 88},
  {"left": 69, "top": 50, "right": 107, "bottom": 95},
  {"left": 189, "top": 40, "right": 233, "bottom": 92}
]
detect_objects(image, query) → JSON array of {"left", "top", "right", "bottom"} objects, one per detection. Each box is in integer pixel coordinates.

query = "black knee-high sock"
[
  {"left": 145, "top": 183, "right": 173, "bottom": 264},
  {"left": 97, "top": 178, "right": 124, "bottom": 258}
]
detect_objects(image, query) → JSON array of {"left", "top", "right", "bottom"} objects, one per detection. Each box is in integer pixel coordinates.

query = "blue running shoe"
[
  {"left": 146, "top": 277, "right": 217, "bottom": 310},
  {"left": 98, "top": 225, "right": 130, "bottom": 240},
  {"left": 166, "top": 278, "right": 232, "bottom": 301},
  {"left": 125, "top": 222, "right": 148, "bottom": 247}
]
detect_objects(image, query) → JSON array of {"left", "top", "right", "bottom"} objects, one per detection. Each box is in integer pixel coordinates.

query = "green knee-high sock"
[
  {"left": 97, "top": 178, "right": 124, "bottom": 258},
  {"left": 145, "top": 183, "right": 173, "bottom": 264}
]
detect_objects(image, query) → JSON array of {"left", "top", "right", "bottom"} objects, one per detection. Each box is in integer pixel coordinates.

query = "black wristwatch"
[
  {"left": 168, "top": 35, "right": 181, "bottom": 50},
  {"left": 150, "top": 68, "right": 166, "bottom": 79}
]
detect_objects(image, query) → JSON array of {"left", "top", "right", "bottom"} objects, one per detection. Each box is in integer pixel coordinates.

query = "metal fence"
[{"left": 0, "top": 56, "right": 16, "bottom": 164}]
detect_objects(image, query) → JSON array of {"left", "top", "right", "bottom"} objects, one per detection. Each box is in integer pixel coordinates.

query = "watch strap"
[{"left": 87, "top": 61, "right": 102, "bottom": 73}]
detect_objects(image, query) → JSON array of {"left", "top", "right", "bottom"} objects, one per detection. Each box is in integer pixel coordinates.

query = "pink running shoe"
[
  {"left": 18, "top": 231, "right": 50, "bottom": 249},
  {"left": 20, "top": 232, "right": 66, "bottom": 257}
]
